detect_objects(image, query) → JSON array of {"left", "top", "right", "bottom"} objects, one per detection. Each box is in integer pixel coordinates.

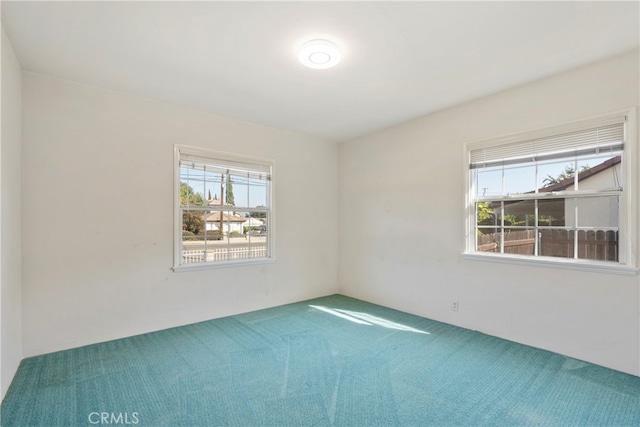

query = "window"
[
  {"left": 174, "top": 146, "right": 273, "bottom": 270},
  {"left": 466, "top": 112, "right": 637, "bottom": 272}
]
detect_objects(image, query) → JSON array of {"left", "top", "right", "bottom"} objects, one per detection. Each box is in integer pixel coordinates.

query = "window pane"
[
  {"left": 200, "top": 210, "right": 266, "bottom": 262},
  {"left": 180, "top": 171, "right": 206, "bottom": 207},
  {"left": 216, "top": 210, "right": 240, "bottom": 237},
  {"left": 214, "top": 210, "right": 268, "bottom": 261},
  {"left": 243, "top": 213, "right": 266, "bottom": 236},
  {"left": 476, "top": 167, "right": 502, "bottom": 197},
  {"left": 502, "top": 200, "right": 534, "bottom": 227},
  {"left": 503, "top": 228, "right": 535, "bottom": 255},
  {"left": 577, "top": 196, "right": 618, "bottom": 228},
  {"left": 504, "top": 165, "right": 535, "bottom": 195},
  {"left": 476, "top": 202, "right": 497, "bottom": 226},
  {"left": 577, "top": 230, "right": 618, "bottom": 262},
  {"left": 538, "top": 199, "right": 566, "bottom": 226},
  {"left": 248, "top": 178, "right": 269, "bottom": 208},
  {"left": 576, "top": 153, "right": 622, "bottom": 191},
  {"left": 476, "top": 229, "right": 500, "bottom": 253},
  {"left": 182, "top": 211, "right": 208, "bottom": 264},
  {"left": 205, "top": 210, "right": 222, "bottom": 235},
  {"left": 202, "top": 170, "right": 220, "bottom": 203},
  {"left": 537, "top": 159, "right": 576, "bottom": 191},
  {"left": 229, "top": 175, "right": 249, "bottom": 209},
  {"left": 204, "top": 178, "right": 222, "bottom": 205},
  {"left": 539, "top": 229, "right": 574, "bottom": 259},
  {"left": 236, "top": 210, "right": 251, "bottom": 235}
]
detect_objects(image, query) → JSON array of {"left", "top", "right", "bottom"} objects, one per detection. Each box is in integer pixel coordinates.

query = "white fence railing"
[{"left": 183, "top": 245, "right": 267, "bottom": 263}]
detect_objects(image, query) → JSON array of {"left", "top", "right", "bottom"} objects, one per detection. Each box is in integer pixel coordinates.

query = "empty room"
[{"left": 1, "top": 1, "right": 639, "bottom": 426}]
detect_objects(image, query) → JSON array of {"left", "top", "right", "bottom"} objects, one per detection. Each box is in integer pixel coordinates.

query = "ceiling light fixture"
[{"left": 298, "top": 39, "right": 341, "bottom": 69}]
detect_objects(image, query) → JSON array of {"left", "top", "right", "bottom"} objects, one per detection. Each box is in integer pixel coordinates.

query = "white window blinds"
[
  {"left": 469, "top": 115, "right": 625, "bottom": 169},
  {"left": 179, "top": 152, "right": 271, "bottom": 181}
]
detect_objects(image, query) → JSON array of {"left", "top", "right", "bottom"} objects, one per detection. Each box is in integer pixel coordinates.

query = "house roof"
[
  {"left": 205, "top": 212, "right": 245, "bottom": 223},
  {"left": 208, "top": 199, "right": 233, "bottom": 207},
  {"left": 539, "top": 155, "right": 621, "bottom": 193},
  {"left": 484, "top": 155, "right": 622, "bottom": 215}
]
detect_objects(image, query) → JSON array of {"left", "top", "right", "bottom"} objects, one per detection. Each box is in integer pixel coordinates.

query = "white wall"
[
  {"left": 339, "top": 49, "right": 640, "bottom": 375},
  {"left": 21, "top": 73, "right": 339, "bottom": 356},
  {"left": 1, "top": 28, "right": 22, "bottom": 400}
]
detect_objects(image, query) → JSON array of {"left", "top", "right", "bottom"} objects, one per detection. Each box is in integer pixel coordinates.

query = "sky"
[
  {"left": 181, "top": 152, "right": 619, "bottom": 208},
  {"left": 180, "top": 167, "right": 268, "bottom": 209},
  {"left": 474, "top": 152, "right": 620, "bottom": 198}
]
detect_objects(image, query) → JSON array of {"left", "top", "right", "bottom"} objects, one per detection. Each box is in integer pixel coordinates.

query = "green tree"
[
  {"left": 543, "top": 165, "right": 589, "bottom": 187},
  {"left": 225, "top": 172, "right": 235, "bottom": 206},
  {"left": 476, "top": 202, "right": 493, "bottom": 223},
  {"left": 180, "top": 183, "right": 205, "bottom": 235},
  {"left": 476, "top": 202, "right": 494, "bottom": 235},
  {"left": 208, "top": 189, "right": 212, "bottom": 201},
  {"left": 180, "top": 182, "right": 204, "bottom": 206},
  {"left": 250, "top": 206, "right": 267, "bottom": 219}
]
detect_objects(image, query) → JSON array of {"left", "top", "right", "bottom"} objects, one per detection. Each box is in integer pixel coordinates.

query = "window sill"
[
  {"left": 462, "top": 252, "right": 638, "bottom": 276},
  {"left": 173, "top": 257, "right": 276, "bottom": 272}
]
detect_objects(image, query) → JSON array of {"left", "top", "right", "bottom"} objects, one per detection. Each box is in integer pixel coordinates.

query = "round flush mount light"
[{"left": 298, "top": 39, "right": 341, "bottom": 69}]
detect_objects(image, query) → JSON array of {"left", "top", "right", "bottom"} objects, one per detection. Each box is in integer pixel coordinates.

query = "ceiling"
[{"left": 2, "top": 1, "right": 638, "bottom": 142}]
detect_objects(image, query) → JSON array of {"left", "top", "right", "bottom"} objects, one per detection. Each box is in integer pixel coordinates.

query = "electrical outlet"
[{"left": 451, "top": 301, "right": 459, "bottom": 312}]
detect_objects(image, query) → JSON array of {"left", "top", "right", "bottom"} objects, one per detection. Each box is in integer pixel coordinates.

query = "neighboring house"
[
  {"left": 487, "top": 155, "right": 621, "bottom": 223},
  {"left": 205, "top": 199, "right": 246, "bottom": 234},
  {"left": 539, "top": 156, "right": 622, "bottom": 193},
  {"left": 207, "top": 199, "right": 228, "bottom": 207},
  {"left": 206, "top": 211, "right": 246, "bottom": 234},
  {"left": 539, "top": 155, "right": 621, "bottom": 227},
  {"left": 242, "top": 217, "right": 264, "bottom": 228},
  {"left": 479, "top": 155, "right": 622, "bottom": 260}
]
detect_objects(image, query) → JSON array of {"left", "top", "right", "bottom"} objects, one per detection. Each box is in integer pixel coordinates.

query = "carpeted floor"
[{"left": 2, "top": 294, "right": 639, "bottom": 426}]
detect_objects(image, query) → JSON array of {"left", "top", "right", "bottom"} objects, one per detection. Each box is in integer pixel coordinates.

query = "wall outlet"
[{"left": 451, "top": 301, "right": 459, "bottom": 312}]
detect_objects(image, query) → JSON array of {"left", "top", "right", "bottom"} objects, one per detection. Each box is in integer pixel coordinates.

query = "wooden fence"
[{"left": 477, "top": 229, "right": 618, "bottom": 261}]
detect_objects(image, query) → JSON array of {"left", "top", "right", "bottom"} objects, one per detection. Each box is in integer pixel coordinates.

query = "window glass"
[
  {"left": 576, "top": 153, "right": 622, "bottom": 191},
  {"left": 469, "top": 127, "right": 624, "bottom": 265},
  {"left": 476, "top": 229, "right": 500, "bottom": 253},
  {"left": 539, "top": 229, "right": 574, "bottom": 259},
  {"left": 503, "top": 228, "right": 535, "bottom": 255},
  {"left": 577, "top": 230, "right": 618, "bottom": 262},
  {"left": 248, "top": 178, "right": 269, "bottom": 208},
  {"left": 502, "top": 200, "right": 535, "bottom": 227},
  {"left": 476, "top": 202, "right": 498, "bottom": 227},
  {"left": 504, "top": 165, "right": 535, "bottom": 196},
  {"left": 537, "top": 199, "right": 566, "bottom": 226},
  {"left": 577, "top": 196, "right": 618, "bottom": 228},
  {"left": 476, "top": 167, "right": 502, "bottom": 197},
  {"left": 537, "top": 158, "right": 576, "bottom": 191},
  {"left": 176, "top": 147, "right": 272, "bottom": 269}
]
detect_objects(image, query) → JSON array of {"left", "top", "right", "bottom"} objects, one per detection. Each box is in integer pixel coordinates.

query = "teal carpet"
[{"left": 2, "top": 294, "right": 639, "bottom": 426}]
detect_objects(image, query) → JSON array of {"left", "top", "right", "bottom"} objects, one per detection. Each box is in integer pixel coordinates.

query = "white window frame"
[
  {"left": 173, "top": 145, "right": 275, "bottom": 271},
  {"left": 463, "top": 108, "right": 639, "bottom": 275}
]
